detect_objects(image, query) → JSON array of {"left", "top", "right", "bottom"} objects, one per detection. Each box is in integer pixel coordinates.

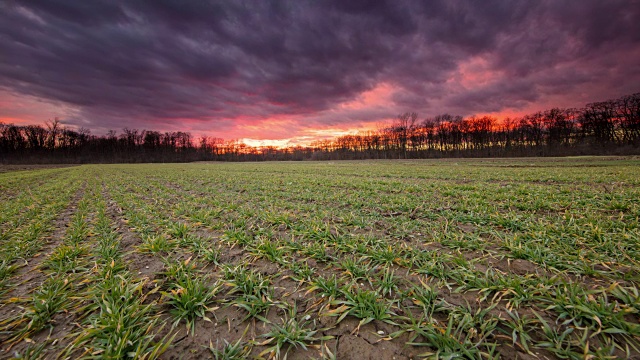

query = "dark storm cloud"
[{"left": 0, "top": 0, "right": 639, "bottom": 134}]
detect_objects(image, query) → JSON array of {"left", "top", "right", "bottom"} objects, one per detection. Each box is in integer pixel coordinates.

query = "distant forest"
[{"left": 1, "top": 93, "right": 639, "bottom": 163}]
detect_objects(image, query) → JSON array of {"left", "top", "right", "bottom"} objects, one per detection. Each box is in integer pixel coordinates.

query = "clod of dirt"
[{"left": 337, "top": 334, "right": 406, "bottom": 360}]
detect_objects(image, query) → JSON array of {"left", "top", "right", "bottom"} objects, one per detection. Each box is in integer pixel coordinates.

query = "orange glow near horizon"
[
  {"left": 205, "top": 84, "right": 397, "bottom": 147},
  {"left": 0, "top": 117, "right": 31, "bottom": 125},
  {"left": 237, "top": 123, "right": 382, "bottom": 148},
  {"left": 0, "top": 76, "right": 569, "bottom": 150}
]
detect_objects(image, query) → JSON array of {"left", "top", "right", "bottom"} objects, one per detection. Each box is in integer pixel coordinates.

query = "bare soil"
[{"left": 0, "top": 164, "right": 78, "bottom": 173}]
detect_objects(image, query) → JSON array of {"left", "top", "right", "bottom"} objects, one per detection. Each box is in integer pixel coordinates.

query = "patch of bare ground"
[
  {"left": 472, "top": 253, "right": 549, "bottom": 277},
  {"left": 157, "top": 306, "right": 247, "bottom": 360},
  {"left": 0, "top": 164, "right": 79, "bottom": 173},
  {"left": 335, "top": 333, "right": 406, "bottom": 360}
]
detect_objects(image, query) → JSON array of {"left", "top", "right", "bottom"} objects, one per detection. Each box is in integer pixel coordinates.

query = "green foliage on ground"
[{"left": 1, "top": 157, "right": 639, "bottom": 359}]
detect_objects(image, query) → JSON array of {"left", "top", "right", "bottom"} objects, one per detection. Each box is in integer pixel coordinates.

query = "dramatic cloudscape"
[{"left": 1, "top": 0, "right": 639, "bottom": 146}]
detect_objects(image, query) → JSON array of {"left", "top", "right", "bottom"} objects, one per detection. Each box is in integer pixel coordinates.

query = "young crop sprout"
[
  {"left": 168, "top": 222, "right": 191, "bottom": 240},
  {"left": 368, "top": 245, "right": 406, "bottom": 266},
  {"left": 162, "top": 256, "right": 197, "bottom": 284},
  {"left": 197, "top": 245, "right": 221, "bottom": 265},
  {"left": 16, "top": 343, "right": 48, "bottom": 359},
  {"left": 160, "top": 257, "right": 219, "bottom": 333},
  {"left": 69, "top": 274, "right": 174, "bottom": 358},
  {"left": 223, "top": 228, "right": 252, "bottom": 246},
  {"left": 208, "top": 326, "right": 252, "bottom": 360},
  {"left": 410, "top": 250, "right": 450, "bottom": 280},
  {"left": 5, "top": 276, "right": 71, "bottom": 344},
  {"left": 301, "top": 242, "right": 330, "bottom": 262},
  {"left": 374, "top": 267, "right": 399, "bottom": 297},
  {"left": 324, "top": 288, "right": 396, "bottom": 333},
  {"left": 499, "top": 309, "right": 537, "bottom": 354},
  {"left": 232, "top": 287, "right": 276, "bottom": 322},
  {"left": 251, "top": 236, "right": 286, "bottom": 264},
  {"left": 164, "top": 276, "right": 220, "bottom": 334},
  {"left": 138, "top": 234, "right": 175, "bottom": 254},
  {"left": 408, "top": 280, "right": 447, "bottom": 318},
  {"left": 338, "top": 257, "right": 372, "bottom": 282},
  {"left": 407, "top": 311, "right": 498, "bottom": 359},
  {"left": 42, "top": 245, "right": 89, "bottom": 273},
  {"left": 306, "top": 274, "right": 347, "bottom": 301},
  {"left": 258, "top": 304, "right": 333, "bottom": 359},
  {"left": 222, "top": 264, "right": 276, "bottom": 321},
  {"left": 290, "top": 261, "right": 315, "bottom": 282},
  {"left": 0, "top": 260, "right": 18, "bottom": 295}
]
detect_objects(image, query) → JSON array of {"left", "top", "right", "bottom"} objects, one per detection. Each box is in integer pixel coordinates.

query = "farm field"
[{"left": 0, "top": 157, "right": 639, "bottom": 359}]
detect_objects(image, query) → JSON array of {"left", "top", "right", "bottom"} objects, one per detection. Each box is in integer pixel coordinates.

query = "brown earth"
[{"left": 0, "top": 164, "right": 78, "bottom": 173}]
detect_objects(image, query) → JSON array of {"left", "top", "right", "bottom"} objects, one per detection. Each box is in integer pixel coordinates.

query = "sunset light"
[
  {"left": 0, "top": 1, "right": 638, "bottom": 148},
  {"left": 1, "top": 3, "right": 640, "bottom": 358}
]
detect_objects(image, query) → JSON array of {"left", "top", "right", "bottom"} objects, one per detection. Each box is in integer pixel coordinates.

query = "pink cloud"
[{"left": 0, "top": 89, "right": 79, "bottom": 126}]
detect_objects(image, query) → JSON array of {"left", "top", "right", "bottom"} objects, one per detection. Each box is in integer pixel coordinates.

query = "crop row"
[{"left": 0, "top": 160, "right": 638, "bottom": 359}]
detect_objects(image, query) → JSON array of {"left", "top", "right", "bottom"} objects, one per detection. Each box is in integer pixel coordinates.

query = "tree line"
[{"left": 1, "top": 92, "right": 639, "bottom": 163}]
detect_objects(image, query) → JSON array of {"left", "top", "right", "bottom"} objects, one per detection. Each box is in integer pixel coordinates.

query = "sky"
[{"left": 1, "top": 1, "right": 640, "bottom": 147}]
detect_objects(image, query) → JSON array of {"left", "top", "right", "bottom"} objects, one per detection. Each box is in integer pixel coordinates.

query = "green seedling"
[
  {"left": 374, "top": 267, "right": 399, "bottom": 297},
  {"left": 138, "top": 235, "right": 175, "bottom": 254},
  {"left": 325, "top": 288, "right": 396, "bottom": 331},
  {"left": 208, "top": 327, "right": 252, "bottom": 360},
  {"left": 165, "top": 276, "right": 219, "bottom": 334},
  {"left": 69, "top": 274, "right": 174, "bottom": 359},
  {"left": 306, "top": 274, "right": 346, "bottom": 300},
  {"left": 42, "top": 245, "right": 89, "bottom": 273},
  {"left": 258, "top": 304, "right": 333, "bottom": 359}
]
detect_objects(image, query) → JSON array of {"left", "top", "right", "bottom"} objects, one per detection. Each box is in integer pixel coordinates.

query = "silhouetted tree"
[{"left": 1, "top": 93, "right": 639, "bottom": 164}]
